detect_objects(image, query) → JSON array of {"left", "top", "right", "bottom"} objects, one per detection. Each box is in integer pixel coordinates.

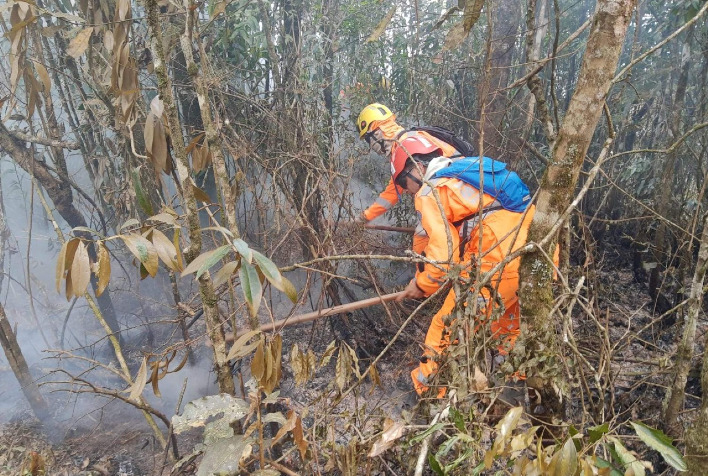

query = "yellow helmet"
[{"left": 357, "top": 103, "right": 394, "bottom": 137}]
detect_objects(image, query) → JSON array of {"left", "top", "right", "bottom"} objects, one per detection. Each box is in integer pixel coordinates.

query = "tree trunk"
[
  {"left": 664, "top": 211, "right": 708, "bottom": 436},
  {"left": 685, "top": 321, "right": 708, "bottom": 473},
  {"left": 517, "top": 0, "right": 636, "bottom": 410},
  {"left": 0, "top": 170, "right": 50, "bottom": 422},
  {"left": 0, "top": 304, "right": 51, "bottom": 421},
  {"left": 476, "top": 0, "right": 521, "bottom": 160},
  {"left": 145, "top": 0, "right": 234, "bottom": 394},
  {"left": 648, "top": 40, "right": 691, "bottom": 304}
]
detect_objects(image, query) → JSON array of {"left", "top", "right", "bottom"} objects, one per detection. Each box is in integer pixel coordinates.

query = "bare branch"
[{"left": 7, "top": 129, "right": 80, "bottom": 150}]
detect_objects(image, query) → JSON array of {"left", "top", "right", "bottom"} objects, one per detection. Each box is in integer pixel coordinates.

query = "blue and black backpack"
[{"left": 432, "top": 157, "right": 531, "bottom": 212}]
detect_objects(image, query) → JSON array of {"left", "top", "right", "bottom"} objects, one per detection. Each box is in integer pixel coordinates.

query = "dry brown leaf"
[
  {"left": 34, "top": 63, "right": 51, "bottom": 94},
  {"left": 225, "top": 329, "right": 261, "bottom": 361},
  {"left": 251, "top": 338, "right": 265, "bottom": 381},
  {"left": 368, "top": 419, "right": 406, "bottom": 457},
  {"left": 293, "top": 413, "right": 307, "bottom": 459},
  {"left": 65, "top": 270, "right": 73, "bottom": 301},
  {"left": 149, "top": 95, "right": 164, "bottom": 117},
  {"left": 144, "top": 113, "right": 155, "bottom": 163},
  {"left": 185, "top": 132, "right": 205, "bottom": 154},
  {"left": 472, "top": 365, "right": 489, "bottom": 392},
  {"left": 272, "top": 410, "right": 297, "bottom": 446},
  {"left": 56, "top": 239, "right": 70, "bottom": 293},
  {"left": 128, "top": 356, "right": 148, "bottom": 402},
  {"left": 335, "top": 343, "right": 351, "bottom": 392},
  {"left": 191, "top": 181, "right": 213, "bottom": 203},
  {"left": 103, "top": 30, "right": 114, "bottom": 53},
  {"left": 151, "top": 228, "right": 180, "bottom": 271},
  {"left": 96, "top": 241, "right": 111, "bottom": 296},
  {"left": 70, "top": 241, "right": 91, "bottom": 297},
  {"left": 120, "top": 233, "right": 159, "bottom": 277},
  {"left": 67, "top": 27, "right": 94, "bottom": 58}
]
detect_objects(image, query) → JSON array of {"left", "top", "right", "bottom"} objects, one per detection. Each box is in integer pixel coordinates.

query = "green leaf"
[
  {"left": 239, "top": 261, "right": 262, "bottom": 317},
  {"left": 609, "top": 437, "right": 645, "bottom": 476},
  {"left": 132, "top": 167, "right": 154, "bottom": 216},
  {"left": 450, "top": 408, "right": 465, "bottom": 432},
  {"left": 232, "top": 238, "right": 252, "bottom": 264},
  {"left": 409, "top": 423, "right": 446, "bottom": 444},
  {"left": 252, "top": 250, "right": 297, "bottom": 302},
  {"left": 428, "top": 453, "right": 445, "bottom": 476},
  {"left": 181, "top": 245, "right": 231, "bottom": 278},
  {"left": 630, "top": 421, "right": 687, "bottom": 472},
  {"left": 588, "top": 422, "right": 609, "bottom": 444}
]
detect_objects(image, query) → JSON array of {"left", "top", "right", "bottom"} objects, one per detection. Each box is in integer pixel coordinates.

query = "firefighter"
[
  {"left": 356, "top": 103, "right": 459, "bottom": 253},
  {"left": 390, "top": 135, "right": 537, "bottom": 396}
]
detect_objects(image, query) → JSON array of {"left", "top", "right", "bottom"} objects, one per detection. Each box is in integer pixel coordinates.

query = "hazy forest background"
[{"left": 1, "top": 0, "right": 708, "bottom": 474}]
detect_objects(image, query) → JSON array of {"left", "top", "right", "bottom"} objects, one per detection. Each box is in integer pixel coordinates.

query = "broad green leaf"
[
  {"left": 609, "top": 437, "right": 645, "bottom": 476},
  {"left": 181, "top": 245, "right": 231, "bottom": 278},
  {"left": 409, "top": 423, "right": 446, "bottom": 444},
  {"left": 428, "top": 454, "right": 444, "bottom": 475},
  {"left": 120, "top": 233, "right": 159, "bottom": 277},
  {"left": 252, "top": 250, "right": 297, "bottom": 302},
  {"left": 132, "top": 167, "right": 154, "bottom": 216},
  {"left": 589, "top": 422, "right": 609, "bottom": 444},
  {"left": 239, "top": 261, "right": 262, "bottom": 317},
  {"left": 593, "top": 456, "right": 624, "bottom": 476},
  {"left": 630, "top": 421, "right": 687, "bottom": 472},
  {"left": 232, "top": 238, "right": 252, "bottom": 264}
]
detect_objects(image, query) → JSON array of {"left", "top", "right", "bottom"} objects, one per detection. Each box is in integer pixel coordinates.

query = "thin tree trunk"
[
  {"left": 518, "top": 0, "right": 636, "bottom": 412},
  {"left": 664, "top": 211, "right": 708, "bottom": 436},
  {"left": 649, "top": 40, "right": 691, "bottom": 303},
  {"left": 476, "top": 0, "right": 521, "bottom": 160},
  {"left": 685, "top": 324, "right": 708, "bottom": 473},
  {"left": 0, "top": 171, "right": 50, "bottom": 422},
  {"left": 145, "top": 0, "right": 234, "bottom": 394}
]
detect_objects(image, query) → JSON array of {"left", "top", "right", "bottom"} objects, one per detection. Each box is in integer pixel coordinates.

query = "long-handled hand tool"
[
  {"left": 222, "top": 291, "right": 404, "bottom": 343},
  {"left": 363, "top": 224, "right": 415, "bottom": 234}
]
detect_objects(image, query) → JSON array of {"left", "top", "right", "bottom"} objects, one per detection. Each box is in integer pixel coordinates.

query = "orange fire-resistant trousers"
[{"left": 409, "top": 273, "right": 521, "bottom": 396}]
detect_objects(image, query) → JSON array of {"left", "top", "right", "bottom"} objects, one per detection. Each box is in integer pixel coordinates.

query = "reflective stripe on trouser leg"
[{"left": 410, "top": 290, "right": 457, "bottom": 395}]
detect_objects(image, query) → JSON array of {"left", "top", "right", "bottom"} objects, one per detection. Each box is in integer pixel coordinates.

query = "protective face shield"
[{"left": 364, "top": 128, "right": 391, "bottom": 156}]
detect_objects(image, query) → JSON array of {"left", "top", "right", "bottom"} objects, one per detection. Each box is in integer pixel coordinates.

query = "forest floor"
[{"left": 1, "top": 238, "right": 704, "bottom": 475}]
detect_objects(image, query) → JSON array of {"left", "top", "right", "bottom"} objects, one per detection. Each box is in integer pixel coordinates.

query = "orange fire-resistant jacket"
[
  {"left": 413, "top": 175, "right": 534, "bottom": 297},
  {"left": 361, "top": 130, "right": 459, "bottom": 223}
]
